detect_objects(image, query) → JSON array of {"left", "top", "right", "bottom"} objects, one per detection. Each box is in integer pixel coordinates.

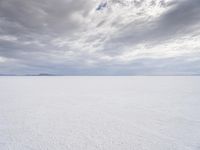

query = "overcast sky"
[{"left": 0, "top": 0, "right": 200, "bottom": 75}]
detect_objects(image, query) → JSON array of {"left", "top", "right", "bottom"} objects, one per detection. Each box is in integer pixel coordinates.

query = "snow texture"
[{"left": 0, "top": 77, "right": 200, "bottom": 150}]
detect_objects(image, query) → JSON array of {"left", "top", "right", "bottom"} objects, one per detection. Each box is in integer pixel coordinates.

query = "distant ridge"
[
  {"left": 0, "top": 74, "right": 200, "bottom": 76},
  {"left": 0, "top": 73, "right": 56, "bottom": 76},
  {"left": 0, "top": 74, "right": 17, "bottom": 76},
  {"left": 26, "top": 73, "right": 57, "bottom": 76}
]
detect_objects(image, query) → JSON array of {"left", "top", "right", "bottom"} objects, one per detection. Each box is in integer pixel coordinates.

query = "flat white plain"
[{"left": 0, "top": 77, "right": 200, "bottom": 150}]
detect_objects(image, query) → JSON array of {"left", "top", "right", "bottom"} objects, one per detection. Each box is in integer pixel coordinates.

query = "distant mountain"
[
  {"left": 26, "top": 73, "right": 57, "bottom": 76},
  {"left": 0, "top": 74, "right": 17, "bottom": 76},
  {"left": 0, "top": 73, "right": 57, "bottom": 76}
]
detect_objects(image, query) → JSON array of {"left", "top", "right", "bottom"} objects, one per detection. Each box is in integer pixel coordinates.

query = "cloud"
[
  {"left": 101, "top": 0, "right": 200, "bottom": 54},
  {"left": 0, "top": 0, "right": 200, "bottom": 75}
]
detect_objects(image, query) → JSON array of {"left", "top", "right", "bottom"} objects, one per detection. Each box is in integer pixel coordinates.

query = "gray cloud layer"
[{"left": 0, "top": 0, "right": 200, "bottom": 75}]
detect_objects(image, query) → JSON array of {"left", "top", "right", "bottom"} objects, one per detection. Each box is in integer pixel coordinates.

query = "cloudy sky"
[{"left": 0, "top": 0, "right": 200, "bottom": 75}]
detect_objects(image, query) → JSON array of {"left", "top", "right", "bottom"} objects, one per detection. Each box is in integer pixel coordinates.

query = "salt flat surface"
[{"left": 0, "top": 77, "right": 200, "bottom": 150}]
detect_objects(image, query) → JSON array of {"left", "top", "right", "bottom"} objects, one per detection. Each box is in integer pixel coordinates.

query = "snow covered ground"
[{"left": 0, "top": 76, "right": 200, "bottom": 150}]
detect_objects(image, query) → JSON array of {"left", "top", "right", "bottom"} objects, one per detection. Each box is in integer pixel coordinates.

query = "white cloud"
[
  {"left": 0, "top": 56, "right": 7, "bottom": 63},
  {"left": 0, "top": 35, "right": 17, "bottom": 42}
]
